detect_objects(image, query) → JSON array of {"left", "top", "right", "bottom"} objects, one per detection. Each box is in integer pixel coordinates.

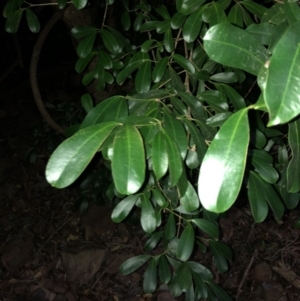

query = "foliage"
[{"left": 4, "top": 0, "right": 300, "bottom": 300}]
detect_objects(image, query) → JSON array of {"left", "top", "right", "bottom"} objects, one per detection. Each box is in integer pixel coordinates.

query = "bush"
[{"left": 4, "top": 0, "right": 300, "bottom": 299}]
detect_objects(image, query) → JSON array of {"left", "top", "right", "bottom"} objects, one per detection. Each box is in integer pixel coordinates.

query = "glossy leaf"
[
  {"left": 135, "top": 61, "right": 151, "bottom": 93},
  {"left": 210, "top": 72, "right": 238, "bottom": 84},
  {"left": 198, "top": 109, "right": 250, "bottom": 213},
  {"left": 81, "top": 95, "right": 127, "bottom": 128},
  {"left": 143, "top": 258, "right": 157, "bottom": 293},
  {"left": 177, "top": 223, "right": 195, "bottom": 261},
  {"left": 209, "top": 240, "right": 229, "bottom": 273},
  {"left": 26, "top": 9, "right": 40, "bottom": 33},
  {"left": 284, "top": 1, "right": 300, "bottom": 25},
  {"left": 158, "top": 255, "right": 171, "bottom": 284},
  {"left": 112, "top": 124, "right": 145, "bottom": 195},
  {"left": 261, "top": 3, "right": 286, "bottom": 25},
  {"left": 72, "top": 0, "right": 87, "bottom": 9},
  {"left": 250, "top": 150, "right": 279, "bottom": 184},
  {"left": 178, "top": 0, "right": 206, "bottom": 15},
  {"left": 203, "top": 23, "right": 269, "bottom": 76},
  {"left": 111, "top": 194, "right": 139, "bottom": 223},
  {"left": 144, "top": 231, "right": 163, "bottom": 251},
  {"left": 246, "top": 22, "right": 274, "bottom": 46},
  {"left": 164, "top": 110, "right": 187, "bottom": 159},
  {"left": 120, "top": 254, "right": 151, "bottom": 275},
  {"left": 191, "top": 218, "right": 219, "bottom": 239},
  {"left": 116, "top": 60, "right": 145, "bottom": 85},
  {"left": 140, "top": 21, "right": 160, "bottom": 32},
  {"left": 100, "top": 29, "right": 121, "bottom": 54},
  {"left": 207, "top": 282, "right": 232, "bottom": 301},
  {"left": 180, "top": 181, "right": 199, "bottom": 212},
  {"left": 169, "top": 67, "right": 185, "bottom": 92},
  {"left": 81, "top": 94, "right": 93, "bottom": 113},
  {"left": 121, "top": 10, "right": 131, "bottom": 30},
  {"left": 287, "top": 119, "right": 300, "bottom": 193},
  {"left": 171, "top": 11, "right": 186, "bottom": 29},
  {"left": 206, "top": 2, "right": 227, "bottom": 26},
  {"left": 156, "top": 20, "right": 171, "bottom": 34},
  {"left": 206, "top": 112, "right": 232, "bottom": 128},
  {"left": 141, "top": 195, "right": 156, "bottom": 233},
  {"left": 165, "top": 214, "right": 176, "bottom": 240},
  {"left": 152, "top": 188, "right": 167, "bottom": 208},
  {"left": 183, "top": 6, "right": 204, "bottom": 43},
  {"left": 155, "top": 5, "right": 171, "bottom": 19},
  {"left": 57, "top": 0, "right": 67, "bottom": 9},
  {"left": 173, "top": 54, "right": 195, "bottom": 74},
  {"left": 164, "top": 132, "right": 183, "bottom": 187},
  {"left": 77, "top": 32, "right": 96, "bottom": 58},
  {"left": 228, "top": 4, "right": 243, "bottom": 27},
  {"left": 221, "top": 84, "right": 246, "bottom": 111},
  {"left": 241, "top": 1, "right": 267, "bottom": 20},
  {"left": 247, "top": 171, "right": 268, "bottom": 223},
  {"left": 46, "top": 122, "right": 118, "bottom": 188},
  {"left": 176, "top": 263, "right": 193, "bottom": 291},
  {"left": 152, "top": 132, "right": 168, "bottom": 180},
  {"left": 71, "top": 26, "right": 97, "bottom": 38},
  {"left": 152, "top": 57, "right": 169, "bottom": 83},
  {"left": 264, "top": 20, "right": 300, "bottom": 126},
  {"left": 75, "top": 53, "right": 95, "bottom": 73},
  {"left": 5, "top": 9, "right": 23, "bottom": 33},
  {"left": 164, "top": 28, "right": 174, "bottom": 53}
]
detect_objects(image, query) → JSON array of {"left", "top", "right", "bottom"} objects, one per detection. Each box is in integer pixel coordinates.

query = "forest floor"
[{"left": 1, "top": 34, "right": 300, "bottom": 301}]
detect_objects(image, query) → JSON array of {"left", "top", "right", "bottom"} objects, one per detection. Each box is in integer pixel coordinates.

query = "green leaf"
[
  {"left": 206, "top": 112, "right": 232, "bottom": 127},
  {"left": 191, "top": 218, "right": 219, "bottom": 239},
  {"left": 143, "top": 258, "right": 157, "bottom": 293},
  {"left": 177, "top": 223, "right": 195, "bottom": 261},
  {"left": 176, "top": 263, "right": 193, "bottom": 292},
  {"left": 178, "top": 0, "right": 206, "bottom": 15},
  {"left": 228, "top": 4, "right": 243, "bottom": 27},
  {"left": 198, "top": 109, "right": 250, "bottom": 213},
  {"left": 203, "top": 23, "right": 269, "bottom": 76},
  {"left": 164, "top": 28, "right": 174, "bottom": 53},
  {"left": 81, "top": 95, "right": 127, "bottom": 128},
  {"left": 173, "top": 54, "right": 195, "bottom": 74},
  {"left": 209, "top": 240, "right": 229, "bottom": 273},
  {"left": 121, "top": 10, "right": 131, "bottom": 30},
  {"left": 188, "top": 262, "right": 213, "bottom": 281},
  {"left": 180, "top": 181, "right": 199, "bottom": 212},
  {"left": 152, "top": 188, "right": 167, "bottom": 207},
  {"left": 81, "top": 94, "right": 93, "bottom": 113},
  {"left": 77, "top": 32, "right": 97, "bottom": 58},
  {"left": 3, "top": 0, "right": 23, "bottom": 18},
  {"left": 264, "top": 20, "right": 300, "bottom": 126},
  {"left": 152, "top": 57, "right": 169, "bottom": 83},
  {"left": 46, "top": 122, "right": 118, "bottom": 188},
  {"left": 164, "top": 132, "right": 183, "bottom": 187},
  {"left": 169, "top": 67, "right": 186, "bottom": 92},
  {"left": 120, "top": 254, "right": 151, "bottom": 275},
  {"left": 241, "top": 1, "right": 267, "bottom": 20},
  {"left": 99, "top": 29, "right": 121, "bottom": 54},
  {"left": 183, "top": 7, "right": 204, "bottom": 43},
  {"left": 75, "top": 53, "right": 96, "bottom": 73},
  {"left": 165, "top": 214, "right": 176, "bottom": 240},
  {"left": 221, "top": 84, "right": 246, "bottom": 111},
  {"left": 261, "top": 3, "right": 286, "bottom": 25},
  {"left": 98, "top": 50, "right": 113, "bottom": 69},
  {"left": 111, "top": 194, "right": 139, "bottom": 223},
  {"left": 135, "top": 61, "right": 152, "bottom": 93},
  {"left": 112, "top": 124, "right": 146, "bottom": 195},
  {"left": 210, "top": 72, "right": 238, "bottom": 84},
  {"left": 71, "top": 26, "right": 97, "bottom": 39},
  {"left": 144, "top": 231, "right": 163, "bottom": 251},
  {"left": 207, "top": 282, "right": 233, "bottom": 301},
  {"left": 206, "top": 2, "right": 227, "bottom": 26},
  {"left": 5, "top": 9, "right": 23, "bottom": 33},
  {"left": 72, "top": 0, "right": 88, "bottom": 9},
  {"left": 141, "top": 39, "right": 155, "bottom": 53},
  {"left": 284, "top": 1, "right": 300, "bottom": 25},
  {"left": 159, "top": 255, "right": 171, "bottom": 284},
  {"left": 171, "top": 11, "right": 186, "bottom": 29},
  {"left": 157, "top": 20, "right": 171, "bottom": 34},
  {"left": 141, "top": 195, "right": 156, "bottom": 233},
  {"left": 140, "top": 21, "right": 160, "bottom": 32},
  {"left": 152, "top": 132, "right": 168, "bottom": 180},
  {"left": 250, "top": 150, "right": 279, "bottom": 184},
  {"left": 198, "top": 90, "right": 228, "bottom": 112},
  {"left": 57, "top": 0, "right": 67, "bottom": 9},
  {"left": 116, "top": 60, "right": 145, "bottom": 85},
  {"left": 246, "top": 22, "right": 274, "bottom": 46},
  {"left": 25, "top": 9, "right": 40, "bottom": 33},
  {"left": 164, "top": 110, "right": 187, "bottom": 159},
  {"left": 287, "top": 119, "right": 300, "bottom": 192},
  {"left": 247, "top": 171, "right": 269, "bottom": 223}
]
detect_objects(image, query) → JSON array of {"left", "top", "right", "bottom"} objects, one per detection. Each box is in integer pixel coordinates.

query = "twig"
[
  {"left": 236, "top": 249, "right": 258, "bottom": 300},
  {"left": 39, "top": 211, "right": 79, "bottom": 251}
]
